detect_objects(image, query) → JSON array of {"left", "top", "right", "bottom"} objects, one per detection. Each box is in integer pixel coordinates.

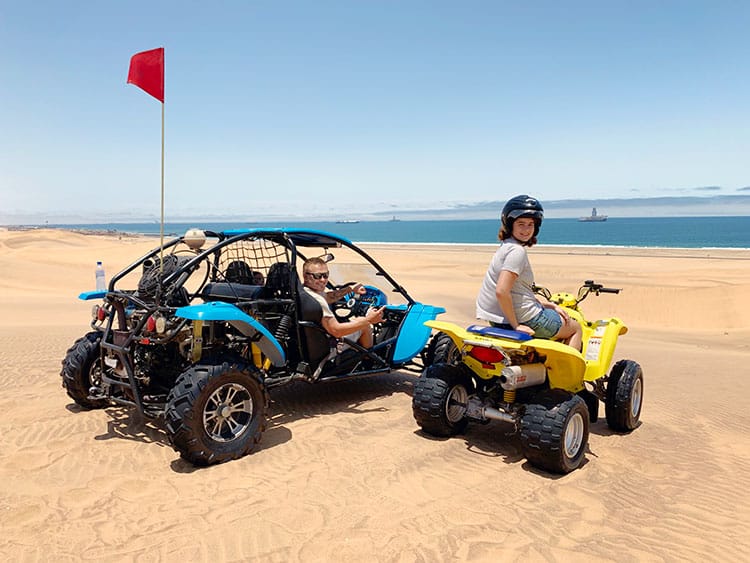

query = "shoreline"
[{"left": 2, "top": 226, "right": 749, "bottom": 255}]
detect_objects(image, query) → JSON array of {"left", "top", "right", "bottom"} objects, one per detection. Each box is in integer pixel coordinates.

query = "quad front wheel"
[
  {"left": 60, "top": 332, "right": 107, "bottom": 409},
  {"left": 165, "top": 360, "right": 269, "bottom": 466},
  {"left": 605, "top": 359, "right": 643, "bottom": 432},
  {"left": 520, "top": 389, "right": 590, "bottom": 474},
  {"left": 412, "top": 363, "right": 471, "bottom": 437}
]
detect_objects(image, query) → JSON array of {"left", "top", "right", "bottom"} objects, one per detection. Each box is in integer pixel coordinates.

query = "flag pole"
[
  {"left": 126, "top": 46, "right": 166, "bottom": 274},
  {"left": 159, "top": 100, "right": 165, "bottom": 274}
]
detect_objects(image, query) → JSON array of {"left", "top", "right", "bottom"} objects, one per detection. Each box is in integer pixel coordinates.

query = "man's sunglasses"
[{"left": 305, "top": 272, "right": 329, "bottom": 280}]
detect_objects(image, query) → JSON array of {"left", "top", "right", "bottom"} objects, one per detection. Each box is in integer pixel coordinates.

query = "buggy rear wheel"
[
  {"left": 605, "top": 359, "right": 643, "bottom": 432},
  {"left": 412, "top": 363, "right": 471, "bottom": 437},
  {"left": 60, "top": 332, "right": 107, "bottom": 409},
  {"left": 425, "top": 331, "right": 461, "bottom": 366},
  {"left": 166, "top": 360, "right": 269, "bottom": 466},
  {"left": 520, "top": 389, "right": 589, "bottom": 474}
]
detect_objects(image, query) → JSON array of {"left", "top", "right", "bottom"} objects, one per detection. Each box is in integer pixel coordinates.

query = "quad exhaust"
[{"left": 499, "top": 363, "right": 547, "bottom": 390}]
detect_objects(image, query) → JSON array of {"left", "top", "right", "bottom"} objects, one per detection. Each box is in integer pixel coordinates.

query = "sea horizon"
[{"left": 11, "top": 216, "right": 750, "bottom": 250}]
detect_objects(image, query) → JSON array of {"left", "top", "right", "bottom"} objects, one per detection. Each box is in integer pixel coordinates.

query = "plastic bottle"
[{"left": 95, "top": 261, "right": 106, "bottom": 291}]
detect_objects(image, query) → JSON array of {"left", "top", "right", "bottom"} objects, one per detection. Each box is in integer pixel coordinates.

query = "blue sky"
[{"left": 1, "top": 1, "right": 749, "bottom": 222}]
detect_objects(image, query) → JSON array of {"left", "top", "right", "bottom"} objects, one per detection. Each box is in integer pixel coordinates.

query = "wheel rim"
[
  {"left": 631, "top": 377, "right": 643, "bottom": 418},
  {"left": 564, "top": 412, "right": 585, "bottom": 458},
  {"left": 203, "top": 383, "right": 254, "bottom": 442},
  {"left": 88, "top": 361, "right": 102, "bottom": 387},
  {"left": 445, "top": 384, "right": 468, "bottom": 423},
  {"left": 448, "top": 345, "right": 461, "bottom": 364}
]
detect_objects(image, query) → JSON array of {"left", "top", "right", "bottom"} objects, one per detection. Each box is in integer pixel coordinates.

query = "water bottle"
[{"left": 95, "top": 261, "right": 106, "bottom": 290}]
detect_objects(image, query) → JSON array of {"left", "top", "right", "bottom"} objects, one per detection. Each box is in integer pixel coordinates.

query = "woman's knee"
[{"left": 555, "top": 318, "right": 580, "bottom": 339}]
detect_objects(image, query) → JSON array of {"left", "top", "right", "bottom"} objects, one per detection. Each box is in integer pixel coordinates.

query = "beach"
[{"left": 1, "top": 228, "right": 749, "bottom": 561}]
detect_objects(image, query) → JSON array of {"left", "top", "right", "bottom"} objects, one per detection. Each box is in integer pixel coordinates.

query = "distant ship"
[
  {"left": 389, "top": 215, "right": 400, "bottom": 222},
  {"left": 579, "top": 207, "right": 608, "bottom": 222},
  {"left": 335, "top": 219, "right": 359, "bottom": 224}
]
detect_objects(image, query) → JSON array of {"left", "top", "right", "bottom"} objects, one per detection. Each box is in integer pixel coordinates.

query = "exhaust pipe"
[
  {"left": 499, "top": 363, "right": 547, "bottom": 390},
  {"left": 479, "top": 406, "right": 516, "bottom": 423}
]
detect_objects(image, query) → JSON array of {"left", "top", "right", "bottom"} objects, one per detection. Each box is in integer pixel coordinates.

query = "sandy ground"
[{"left": 1, "top": 228, "right": 749, "bottom": 561}]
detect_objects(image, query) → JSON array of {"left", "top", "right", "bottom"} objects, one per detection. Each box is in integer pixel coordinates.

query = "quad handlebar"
[
  {"left": 534, "top": 280, "right": 621, "bottom": 308},
  {"left": 582, "top": 280, "right": 621, "bottom": 295}
]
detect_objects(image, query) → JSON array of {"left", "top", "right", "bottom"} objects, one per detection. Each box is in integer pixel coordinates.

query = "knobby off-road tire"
[
  {"left": 605, "top": 359, "right": 644, "bottom": 432},
  {"left": 60, "top": 332, "right": 107, "bottom": 409},
  {"left": 412, "top": 363, "right": 471, "bottom": 437},
  {"left": 520, "top": 389, "right": 590, "bottom": 474},
  {"left": 166, "top": 361, "right": 269, "bottom": 466},
  {"left": 424, "top": 332, "right": 461, "bottom": 367}
]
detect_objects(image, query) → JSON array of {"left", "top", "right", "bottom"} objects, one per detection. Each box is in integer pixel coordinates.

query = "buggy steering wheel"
[
  {"left": 331, "top": 284, "right": 360, "bottom": 321},
  {"left": 332, "top": 284, "right": 387, "bottom": 321}
]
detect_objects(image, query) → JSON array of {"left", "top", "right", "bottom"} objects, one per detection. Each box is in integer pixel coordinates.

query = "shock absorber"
[
  {"left": 503, "top": 389, "right": 517, "bottom": 403},
  {"left": 274, "top": 314, "right": 292, "bottom": 342}
]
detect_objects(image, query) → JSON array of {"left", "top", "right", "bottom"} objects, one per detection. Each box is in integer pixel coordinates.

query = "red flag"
[{"left": 127, "top": 48, "right": 164, "bottom": 102}]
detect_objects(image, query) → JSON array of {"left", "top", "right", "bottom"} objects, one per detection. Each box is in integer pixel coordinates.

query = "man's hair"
[{"left": 303, "top": 257, "right": 327, "bottom": 273}]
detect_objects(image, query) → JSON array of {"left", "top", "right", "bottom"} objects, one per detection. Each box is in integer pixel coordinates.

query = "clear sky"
[{"left": 1, "top": 1, "right": 749, "bottom": 222}]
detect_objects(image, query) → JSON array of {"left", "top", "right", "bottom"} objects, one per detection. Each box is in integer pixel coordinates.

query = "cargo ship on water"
[{"left": 579, "top": 207, "right": 608, "bottom": 222}]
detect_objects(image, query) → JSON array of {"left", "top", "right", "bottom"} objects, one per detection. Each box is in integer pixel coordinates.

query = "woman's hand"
[
  {"left": 553, "top": 304, "right": 570, "bottom": 321},
  {"left": 515, "top": 324, "right": 535, "bottom": 336}
]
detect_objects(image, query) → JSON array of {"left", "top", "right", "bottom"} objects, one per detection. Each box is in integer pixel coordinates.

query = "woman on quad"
[{"left": 475, "top": 194, "right": 583, "bottom": 351}]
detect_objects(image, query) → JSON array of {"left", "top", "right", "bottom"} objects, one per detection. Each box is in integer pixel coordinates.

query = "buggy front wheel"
[
  {"left": 166, "top": 361, "right": 269, "bottom": 466},
  {"left": 425, "top": 331, "right": 461, "bottom": 366}
]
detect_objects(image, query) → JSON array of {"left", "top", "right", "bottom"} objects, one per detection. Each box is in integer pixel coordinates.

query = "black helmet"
[{"left": 501, "top": 194, "right": 544, "bottom": 236}]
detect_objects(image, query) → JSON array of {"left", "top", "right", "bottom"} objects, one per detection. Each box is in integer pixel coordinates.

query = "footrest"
[{"left": 466, "top": 324, "right": 532, "bottom": 341}]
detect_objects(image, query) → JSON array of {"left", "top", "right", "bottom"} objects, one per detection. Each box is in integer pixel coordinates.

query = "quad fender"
[
  {"left": 581, "top": 317, "right": 628, "bottom": 382},
  {"left": 392, "top": 303, "right": 446, "bottom": 363},
  {"left": 425, "top": 320, "right": 587, "bottom": 392},
  {"left": 175, "top": 302, "right": 286, "bottom": 367}
]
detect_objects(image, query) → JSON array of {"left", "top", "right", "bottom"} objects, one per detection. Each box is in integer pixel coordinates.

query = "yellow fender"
[
  {"left": 426, "top": 320, "right": 588, "bottom": 393},
  {"left": 580, "top": 317, "right": 628, "bottom": 382}
]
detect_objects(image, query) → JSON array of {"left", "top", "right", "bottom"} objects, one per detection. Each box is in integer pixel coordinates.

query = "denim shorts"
[{"left": 524, "top": 307, "right": 563, "bottom": 339}]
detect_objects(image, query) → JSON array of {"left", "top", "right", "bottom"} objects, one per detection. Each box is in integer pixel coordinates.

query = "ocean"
[{"left": 45, "top": 216, "right": 750, "bottom": 249}]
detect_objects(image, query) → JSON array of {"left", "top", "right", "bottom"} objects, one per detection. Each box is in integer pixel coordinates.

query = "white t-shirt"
[
  {"left": 475, "top": 238, "right": 543, "bottom": 325},
  {"left": 304, "top": 287, "right": 334, "bottom": 318},
  {"left": 303, "top": 286, "right": 361, "bottom": 342}
]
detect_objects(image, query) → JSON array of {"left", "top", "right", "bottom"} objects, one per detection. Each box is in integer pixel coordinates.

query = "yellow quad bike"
[{"left": 412, "top": 280, "right": 643, "bottom": 474}]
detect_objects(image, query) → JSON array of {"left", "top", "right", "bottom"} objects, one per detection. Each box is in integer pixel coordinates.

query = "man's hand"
[{"left": 365, "top": 306, "right": 385, "bottom": 325}]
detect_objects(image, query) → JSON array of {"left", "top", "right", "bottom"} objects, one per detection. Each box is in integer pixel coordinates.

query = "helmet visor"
[{"left": 507, "top": 209, "right": 543, "bottom": 221}]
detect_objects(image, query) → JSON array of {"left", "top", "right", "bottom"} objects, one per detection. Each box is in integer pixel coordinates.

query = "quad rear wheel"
[
  {"left": 166, "top": 360, "right": 269, "bottom": 466},
  {"left": 605, "top": 359, "right": 643, "bottom": 432},
  {"left": 520, "top": 389, "right": 589, "bottom": 474},
  {"left": 60, "top": 332, "right": 107, "bottom": 409},
  {"left": 412, "top": 363, "right": 471, "bottom": 437}
]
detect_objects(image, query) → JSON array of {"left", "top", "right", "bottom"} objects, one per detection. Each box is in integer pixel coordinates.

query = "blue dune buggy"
[{"left": 60, "top": 228, "right": 445, "bottom": 465}]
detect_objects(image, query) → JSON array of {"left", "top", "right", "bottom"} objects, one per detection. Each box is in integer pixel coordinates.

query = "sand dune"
[{"left": 1, "top": 228, "right": 749, "bottom": 561}]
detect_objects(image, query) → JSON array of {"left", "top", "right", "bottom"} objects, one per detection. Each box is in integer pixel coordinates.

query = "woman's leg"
[{"left": 554, "top": 316, "right": 582, "bottom": 351}]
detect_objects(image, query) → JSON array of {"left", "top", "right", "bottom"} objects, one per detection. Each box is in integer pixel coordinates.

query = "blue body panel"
[
  {"left": 79, "top": 290, "right": 107, "bottom": 300},
  {"left": 221, "top": 228, "right": 353, "bottom": 247},
  {"left": 175, "top": 301, "right": 286, "bottom": 367},
  {"left": 392, "top": 303, "right": 446, "bottom": 363}
]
